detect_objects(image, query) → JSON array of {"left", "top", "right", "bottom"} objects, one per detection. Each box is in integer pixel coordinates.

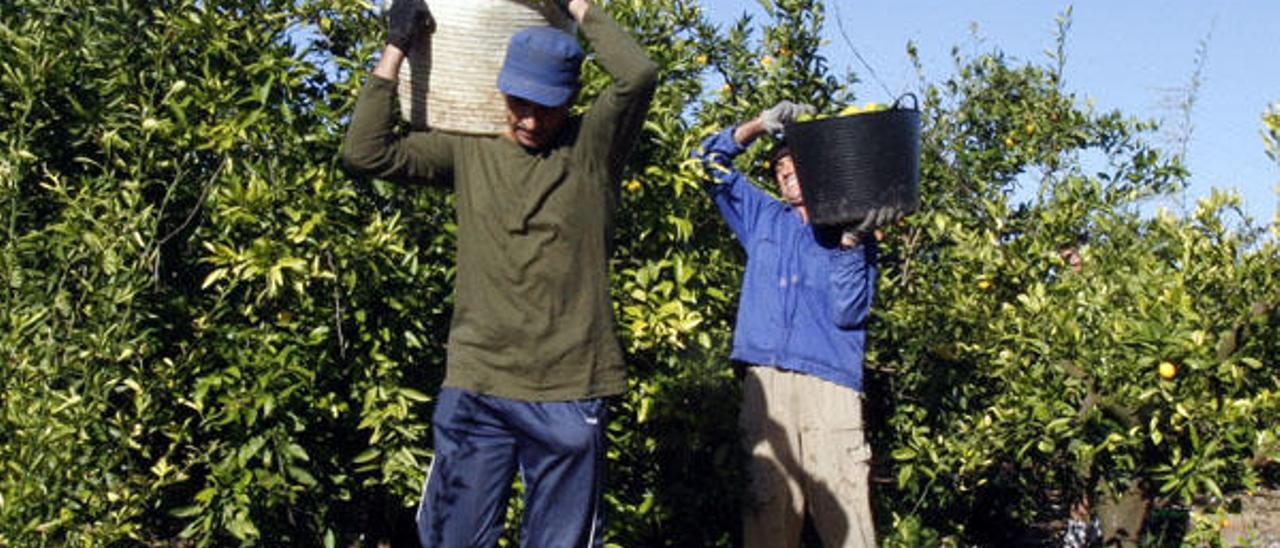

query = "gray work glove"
[
  {"left": 853, "top": 205, "right": 905, "bottom": 234},
  {"left": 761, "top": 100, "right": 815, "bottom": 133},
  {"left": 386, "top": 0, "right": 434, "bottom": 51}
]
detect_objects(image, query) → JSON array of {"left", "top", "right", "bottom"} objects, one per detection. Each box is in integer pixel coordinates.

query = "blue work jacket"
[{"left": 695, "top": 128, "right": 877, "bottom": 391}]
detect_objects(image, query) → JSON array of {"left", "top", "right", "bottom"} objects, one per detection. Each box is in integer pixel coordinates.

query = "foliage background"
[{"left": 1, "top": 0, "right": 1276, "bottom": 545}]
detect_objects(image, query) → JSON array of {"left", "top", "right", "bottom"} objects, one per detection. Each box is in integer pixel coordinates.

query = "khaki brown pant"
[{"left": 740, "top": 366, "right": 876, "bottom": 548}]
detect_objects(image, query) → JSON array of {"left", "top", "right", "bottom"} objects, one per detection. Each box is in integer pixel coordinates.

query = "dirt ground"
[{"left": 1220, "top": 488, "right": 1280, "bottom": 547}]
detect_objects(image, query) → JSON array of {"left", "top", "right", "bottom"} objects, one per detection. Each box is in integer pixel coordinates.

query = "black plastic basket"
[{"left": 783, "top": 94, "right": 921, "bottom": 226}]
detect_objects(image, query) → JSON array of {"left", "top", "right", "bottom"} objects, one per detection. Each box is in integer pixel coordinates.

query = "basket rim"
[{"left": 785, "top": 108, "right": 920, "bottom": 130}]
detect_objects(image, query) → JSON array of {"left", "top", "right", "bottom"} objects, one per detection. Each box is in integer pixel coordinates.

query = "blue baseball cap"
[{"left": 497, "top": 27, "right": 584, "bottom": 108}]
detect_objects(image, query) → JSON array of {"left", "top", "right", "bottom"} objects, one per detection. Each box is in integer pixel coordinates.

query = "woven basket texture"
[
  {"left": 386, "top": 0, "right": 574, "bottom": 134},
  {"left": 785, "top": 109, "right": 921, "bottom": 226}
]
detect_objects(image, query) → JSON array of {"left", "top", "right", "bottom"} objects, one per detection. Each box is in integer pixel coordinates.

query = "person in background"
[
  {"left": 694, "top": 101, "right": 903, "bottom": 548},
  {"left": 342, "top": 0, "right": 657, "bottom": 544},
  {"left": 1058, "top": 233, "right": 1087, "bottom": 274}
]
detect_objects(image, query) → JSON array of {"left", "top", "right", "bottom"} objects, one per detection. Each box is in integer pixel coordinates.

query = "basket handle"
[{"left": 892, "top": 92, "right": 919, "bottom": 111}]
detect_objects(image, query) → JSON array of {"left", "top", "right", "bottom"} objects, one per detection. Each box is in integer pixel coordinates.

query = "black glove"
[
  {"left": 853, "top": 205, "right": 905, "bottom": 234},
  {"left": 549, "top": 0, "right": 573, "bottom": 18},
  {"left": 386, "top": 0, "right": 433, "bottom": 51}
]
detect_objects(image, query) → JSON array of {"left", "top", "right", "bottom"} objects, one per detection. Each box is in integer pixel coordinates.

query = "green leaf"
[
  {"left": 353, "top": 448, "right": 382, "bottom": 465},
  {"left": 170, "top": 505, "right": 203, "bottom": 518},
  {"left": 891, "top": 447, "right": 918, "bottom": 461},
  {"left": 399, "top": 388, "right": 432, "bottom": 403},
  {"left": 287, "top": 465, "right": 318, "bottom": 487}
]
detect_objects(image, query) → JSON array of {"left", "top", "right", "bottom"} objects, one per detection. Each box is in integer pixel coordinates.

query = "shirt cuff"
[
  {"left": 368, "top": 75, "right": 397, "bottom": 91},
  {"left": 710, "top": 126, "right": 747, "bottom": 156}
]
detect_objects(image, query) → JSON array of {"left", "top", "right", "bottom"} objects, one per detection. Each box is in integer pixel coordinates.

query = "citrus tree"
[
  {"left": 871, "top": 17, "right": 1280, "bottom": 545},
  {"left": 1266, "top": 102, "right": 1280, "bottom": 230},
  {"left": 3, "top": 0, "right": 1276, "bottom": 546},
  {"left": 2, "top": 0, "right": 446, "bottom": 543}
]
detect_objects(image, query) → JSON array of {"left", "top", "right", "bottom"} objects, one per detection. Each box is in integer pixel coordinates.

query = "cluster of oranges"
[{"left": 794, "top": 102, "right": 888, "bottom": 123}]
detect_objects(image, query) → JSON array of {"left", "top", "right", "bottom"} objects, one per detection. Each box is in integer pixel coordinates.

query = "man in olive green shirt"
[{"left": 343, "top": 0, "right": 656, "bottom": 544}]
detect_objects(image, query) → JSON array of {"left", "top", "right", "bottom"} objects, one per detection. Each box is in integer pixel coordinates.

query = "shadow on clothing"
[{"left": 743, "top": 389, "right": 855, "bottom": 547}]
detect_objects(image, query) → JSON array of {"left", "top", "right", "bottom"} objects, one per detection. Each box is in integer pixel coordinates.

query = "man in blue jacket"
[{"left": 695, "top": 102, "right": 900, "bottom": 547}]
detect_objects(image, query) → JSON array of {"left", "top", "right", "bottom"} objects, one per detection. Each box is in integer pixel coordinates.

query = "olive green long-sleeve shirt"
[{"left": 343, "top": 8, "right": 657, "bottom": 401}]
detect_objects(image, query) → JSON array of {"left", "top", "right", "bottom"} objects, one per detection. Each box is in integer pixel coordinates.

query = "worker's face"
[
  {"left": 1059, "top": 246, "right": 1083, "bottom": 273},
  {"left": 504, "top": 95, "right": 571, "bottom": 150},
  {"left": 772, "top": 154, "right": 803, "bottom": 206}
]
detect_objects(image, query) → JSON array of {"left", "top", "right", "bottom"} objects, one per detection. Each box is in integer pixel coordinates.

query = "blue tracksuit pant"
[{"left": 415, "top": 388, "right": 607, "bottom": 547}]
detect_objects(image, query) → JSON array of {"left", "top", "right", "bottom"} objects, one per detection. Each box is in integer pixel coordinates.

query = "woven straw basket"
[{"left": 386, "top": 0, "right": 575, "bottom": 134}]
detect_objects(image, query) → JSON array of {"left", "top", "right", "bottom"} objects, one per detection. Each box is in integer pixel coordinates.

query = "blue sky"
[{"left": 702, "top": 1, "right": 1279, "bottom": 227}]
